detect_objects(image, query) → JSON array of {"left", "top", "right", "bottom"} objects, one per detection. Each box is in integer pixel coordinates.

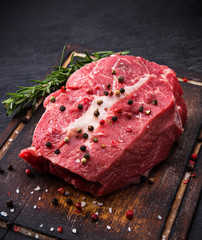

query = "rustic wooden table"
[{"left": 0, "top": 0, "right": 202, "bottom": 239}]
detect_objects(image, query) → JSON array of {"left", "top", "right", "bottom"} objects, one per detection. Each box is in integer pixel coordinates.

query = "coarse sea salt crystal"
[
  {"left": 30, "top": 191, "right": 34, "bottom": 194},
  {"left": 38, "top": 197, "right": 41, "bottom": 200},
  {"left": 75, "top": 159, "right": 80, "bottom": 163},
  {"left": 39, "top": 224, "right": 43, "bottom": 228},
  {"left": 185, "top": 172, "right": 190, "bottom": 181},
  {"left": 10, "top": 208, "right": 15, "bottom": 213},
  {"left": 1, "top": 211, "right": 8, "bottom": 217},
  {"left": 107, "top": 225, "right": 111, "bottom": 230},
  {"left": 9, "top": 138, "right": 13, "bottom": 142},
  {"left": 33, "top": 205, "right": 37, "bottom": 209},
  {"left": 162, "top": 234, "right": 166, "bottom": 240},
  {"left": 97, "top": 202, "right": 103, "bottom": 206},
  {"left": 92, "top": 201, "right": 97, "bottom": 204},
  {"left": 95, "top": 212, "right": 99, "bottom": 215},
  {"left": 3, "top": 146, "right": 7, "bottom": 151},
  {"left": 15, "top": 130, "right": 19, "bottom": 134},
  {"left": 64, "top": 191, "right": 69, "bottom": 196},
  {"left": 50, "top": 227, "right": 54, "bottom": 232},
  {"left": 34, "top": 186, "right": 40, "bottom": 191},
  {"left": 45, "top": 189, "right": 48, "bottom": 192},
  {"left": 16, "top": 188, "right": 19, "bottom": 194},
  {"left": 128, "top": 227, "right": 131, "bottom": 232},
  {"left": 158, "top": 215, "right": 162, "bottom": 220},
  {"left": 72, "top": 228, "right": 77, "bottom": 234},
  {"left": 81, "top": 201, "right": 86, "bottom": 207},
  {"left": 35, "top": 234, "right": 39, "bottom": 238},
  {"left": 109, "top": 207, "right": 112, "bottom": 213}
]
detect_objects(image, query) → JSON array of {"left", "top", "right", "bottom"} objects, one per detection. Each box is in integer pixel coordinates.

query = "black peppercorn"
[
  {"left": 84, "top": 153, "right": 90, "bottom": 159},
  {"left": 78, "top": 104, "right": 83, "bottom": 110},
  {"left": 140, "top": 176, "right": 147, "bottom": 183},
  {"left": 80, "top": 145, "right": 86, "bottom": 151},
  {"left": 152, "top": 99, "right": 158, "bottom": 105},
  {"left": 7, "top": 200, "right": 13, "bottom": 208},
  {"left": 54, "top": 149, "right": 60, "bottom": 154},
  {"left": 60, "top": 105, "right": 66, "bottom": 111},
  {"left": 138, "top": 105, "right": 143, "bottom": 112},
  {"left": 0, "top": 168, "right": 4, "bottom": 174},
  {"left": 21, "top": 117, "right": 28, "bottom": 123},
  {"left": 88, "top": 125, "right": 94, "bottom": 131},
  {"left": 118, "top": 76, "right": 124, "bottom": 82},
  {"left": 120, "top": 88, "right": 125, "bottom": 93},
  {"left": 6, "top": 221, "right": 13, "bottom": 230},
  {"left": 77, "top": 128, "right": 82, "bottom": 133},
  {"left": 106, "top": 84, "right": 111, "bottom": 88},
  {"left": 112, "top": 116, "right": 118, "bottom": 122},
  {"left": 128, "top": 100, "right": 133, "bottom": 105},
  {"left": 104, "top": 91, "right": 109, "bottom": 96},
  {"left": 8, "top": 165, "right": 13, "bottom": 171},
  {"left": 83, "top": 133, "right": 88, "bottom": 139},
  {"left": 52, "top": 198, "right": 58, "bottom": 206},
  {"left": 94, "top": 110, "right": 100, "bottom": 117},
  {"left": 186, "top": 164, "right": 194, "bottom": 172},
  {"left": 66, "top": 198, "right": 73, "bottom": 206},
  {"left": 46, "top": 142, "right": 52, "bottom": 148},
  {"left": 112, "top": 69, "right": 116, "bottom": 75}
]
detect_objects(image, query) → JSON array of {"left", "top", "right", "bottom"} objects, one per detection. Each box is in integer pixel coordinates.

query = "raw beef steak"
[{"left": 19, "top": 54, "right": 187, "bottom": 196}]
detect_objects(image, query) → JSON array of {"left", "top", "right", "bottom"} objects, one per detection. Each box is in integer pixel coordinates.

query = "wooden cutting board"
[{"left": 0, "top": 44, "right": 201, "bottom": 240}]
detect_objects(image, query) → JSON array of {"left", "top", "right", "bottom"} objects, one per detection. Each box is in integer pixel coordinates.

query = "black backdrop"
[{"left": 0, "top": 0, "right": 201, "bottom": 239}]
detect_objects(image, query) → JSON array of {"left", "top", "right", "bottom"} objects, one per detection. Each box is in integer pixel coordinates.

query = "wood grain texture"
[
  {"left": 0, "top": 77, "right": 201, "bottom": 240},
  {"left": 0, "top": 226, "right": 7, "bottom": 240},
  {"left": 162, "top": 139, "right": 202, "bottom": 239}
]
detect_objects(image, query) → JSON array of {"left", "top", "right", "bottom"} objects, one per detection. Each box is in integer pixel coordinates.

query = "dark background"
[{"left": 0, "top": 0, "right": 201, "bottom": 239}]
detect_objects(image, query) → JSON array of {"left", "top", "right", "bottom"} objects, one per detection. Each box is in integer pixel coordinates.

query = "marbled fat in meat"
[{"left": 19, "top": 55, "right": 187, "bottom": 196}]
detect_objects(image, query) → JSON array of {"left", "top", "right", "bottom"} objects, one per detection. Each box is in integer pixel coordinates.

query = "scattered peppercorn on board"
[{"left": 0, "top": 44, "right": 202, "bottom": 240}]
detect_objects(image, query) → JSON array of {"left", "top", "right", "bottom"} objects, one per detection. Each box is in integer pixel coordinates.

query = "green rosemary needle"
[{"left": 2, "top": 47, "right": 129, "bottom": 116}]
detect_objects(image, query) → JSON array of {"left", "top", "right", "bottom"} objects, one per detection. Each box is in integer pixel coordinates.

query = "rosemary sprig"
[{"left": 2, "top": 47, "right": 129, "bottom": 116}]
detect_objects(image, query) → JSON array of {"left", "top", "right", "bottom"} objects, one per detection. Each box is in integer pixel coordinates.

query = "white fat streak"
[
  {"left": 66, "top": 74, "right": 151, "bottom": 140},
  {"left": 66, "top": 74, "right": 151, "bottom": 144}
]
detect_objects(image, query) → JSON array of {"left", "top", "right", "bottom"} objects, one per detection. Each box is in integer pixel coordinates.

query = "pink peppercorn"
[
  {"left": 25, "top": 169, "right": 31, "bottom": 175},
  {"left": 86, "top": 89, "right": 93, "bottom": 94},
  {"left": 99, "top": 119, "right": 105, "bottom": 125},
  {"left": 126, "top": 113, "right": 133, "bottom": 119},
  {"left": 57, "top": 227, "right": 63, "bottom": 233},
  {"left": 182, "top": 77, "right": 188, "bottom": 82},
  {"left": 61, "top": 86, "right": 66, "bottom": 92},
  {"left": 126, "top": 128, "right": 132, "bottom": 133},
  {"left": 91, "top": 213, "right": 99, "bottom": 221},
  {"left": 95, "top": 86, "right": 100, "bottom": 90},
  {"left": 126, "top": 210, "right": 133, "bottom": 219},
  {"left": 191, "top": 153, "right": 197, "bottom": 160},
  {"left": 58, "top": 188, "right": 65, "bottom": 194},
  {"left": 190, "top": 173, "right": 196, "bottom": 178},
  {"left": 117, "top": 108, "right": 123, "bottom": 113},
  {"left": 75, "top": 202, "right": 82, "bottom": 211},
  {"left": 114, "top": 107, "right": 123, "bottom": 114},
  {"left": 189, "top": 160, "right": 195, "bottom": 165}
]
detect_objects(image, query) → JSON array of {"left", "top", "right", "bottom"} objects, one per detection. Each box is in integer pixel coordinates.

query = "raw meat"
[{"left": 19, "top": 54, "right": 187, "bottom": 196}]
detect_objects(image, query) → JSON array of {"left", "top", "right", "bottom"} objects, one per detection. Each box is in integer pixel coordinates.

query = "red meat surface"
[{"left": 19, "top": 55, "right": 187, "bottom": 196}]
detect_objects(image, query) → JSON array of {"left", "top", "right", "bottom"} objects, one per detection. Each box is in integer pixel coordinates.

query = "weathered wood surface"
[
  {"left": 169, "top": 150, "right": 201, "bottom": 240},
  {"left": 0, "top": 47, "right": 201, "bottom": 240}
]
